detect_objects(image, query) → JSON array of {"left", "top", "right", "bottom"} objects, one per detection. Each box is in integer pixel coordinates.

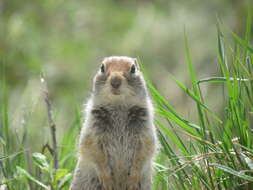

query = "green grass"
[
  {"left": 151, "top": 12, "right": 253, "bottom": 189},
  {"left": 1, "top": 16, "right": 253, "bottom": 190}
]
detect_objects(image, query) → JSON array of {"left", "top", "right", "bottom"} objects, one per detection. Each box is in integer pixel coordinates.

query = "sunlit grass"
[{"left": 151, "top": 11, "right": 253, "bottom": 190}]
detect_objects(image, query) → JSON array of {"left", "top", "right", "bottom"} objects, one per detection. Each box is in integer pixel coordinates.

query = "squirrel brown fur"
[{"left": 70, "top": 56, "right": 158, "bottom": 190}]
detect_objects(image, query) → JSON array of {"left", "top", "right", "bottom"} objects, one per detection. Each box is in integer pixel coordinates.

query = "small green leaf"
[
  {"left": 16, "top": 166, "right": 49, "bottom": 189},
  {"left": 230, "top": 30, "right": 253, "bottom": 54},
  {"left": 32, "top": 152, "right": 49, "bottom": 170},
  {"left": 241, "top": 153, "right": 253, "bottom": 170},
  {"left": 55, "top": 169, "right": 68, "bottom": 182},
  {"left": 213, "top": 164, "right": 253, "bottom": 182},
  {"left": 169, "top": 74, "right": 222, "bottom": 123},
  {"left": 156, "top": 109, "right": 201, "bottom": 137},
  {"left": 57, "top": 173, "right": 72, "bottom": 189},
  {"left": 155, "top": 120, "right": 189, "bottom": 155}
]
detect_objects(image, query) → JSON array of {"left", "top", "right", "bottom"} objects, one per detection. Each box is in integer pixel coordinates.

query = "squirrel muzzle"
[{"left": 110, "top": 73, "right": 123, "bottom": 94}]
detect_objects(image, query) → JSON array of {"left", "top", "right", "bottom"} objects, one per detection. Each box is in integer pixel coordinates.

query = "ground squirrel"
[{"left": 70, "top": 56, "right": 158, "bottom": 190}]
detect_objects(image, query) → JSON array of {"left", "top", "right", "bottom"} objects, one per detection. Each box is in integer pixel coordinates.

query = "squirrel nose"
[{"left": 110, "top": 76, "right": 122, "bottom": 89}]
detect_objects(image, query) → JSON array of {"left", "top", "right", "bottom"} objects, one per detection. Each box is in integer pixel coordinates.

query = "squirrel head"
[{"left": 92, "top": 56, "right": 148, "bottom": 106}]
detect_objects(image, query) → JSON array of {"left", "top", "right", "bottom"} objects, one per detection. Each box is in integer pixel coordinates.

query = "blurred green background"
[{"left": 0, "top": 0, "right": 252, "bottom": 156}]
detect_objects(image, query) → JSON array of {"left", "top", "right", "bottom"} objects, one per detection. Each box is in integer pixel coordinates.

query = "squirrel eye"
[
  {"left": 100, "top": 64, "right": 105, "bottom": 73},
  {"left": 130, "top": 64, "right": 136, "bottom": 74}
]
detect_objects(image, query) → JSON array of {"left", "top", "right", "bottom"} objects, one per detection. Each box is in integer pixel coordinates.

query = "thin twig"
[
  {"left": 41, "top": 143, "right": 54, "bottom": 156},
  {"left": 41, "top": 75, "right": 58, "bottom": 170}
]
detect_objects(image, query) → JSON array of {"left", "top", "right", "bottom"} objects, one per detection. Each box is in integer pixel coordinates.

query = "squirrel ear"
[{"left": 133, "top": 58, "right": 140, "bottom": 70}]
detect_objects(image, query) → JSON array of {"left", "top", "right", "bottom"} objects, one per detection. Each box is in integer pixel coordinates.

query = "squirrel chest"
[
  {"left": 87, "top": 105, "right": 150, "bottom": 171},
  {"left": 91, "top": 105, "right": 147, "bottom": 134}
]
